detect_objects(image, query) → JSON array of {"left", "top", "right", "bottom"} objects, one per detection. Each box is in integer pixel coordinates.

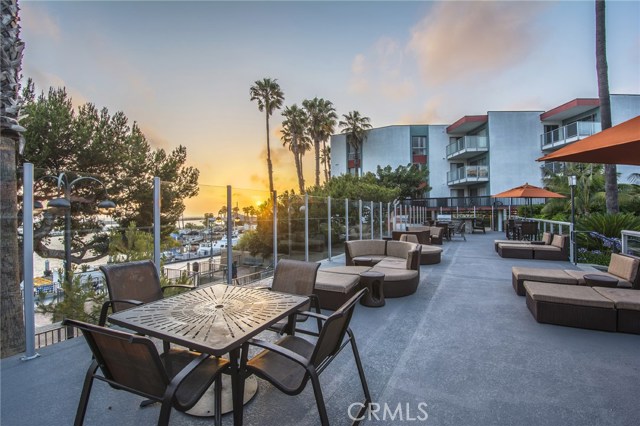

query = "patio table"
[{"left": 109, "top": 283, "right": 308, "bottom": 426}]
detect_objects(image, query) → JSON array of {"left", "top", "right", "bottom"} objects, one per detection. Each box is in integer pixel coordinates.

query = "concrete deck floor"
[{"left": 2, "top": 231, "right": 639, "bottom": 425}]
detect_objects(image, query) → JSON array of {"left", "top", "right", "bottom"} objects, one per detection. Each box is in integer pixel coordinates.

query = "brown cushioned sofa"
[
  {"left": 498, "top": 234, "right": 569, "bottom": 261},
  {"left": 494, "top": 232, "right": 553, "bottom": 252},
  {"left": 524, "top": 281, "right": 640, "bottom": 334},
  {"left": 512, "top": 253, "right": 640, "bottom": 296},
  {"left": 314, "top": 239, "right": 421, "bottom": 310}
]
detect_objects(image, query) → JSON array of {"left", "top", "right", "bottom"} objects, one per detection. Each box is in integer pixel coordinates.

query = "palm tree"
[
  {"left": 1, "top": 0, "right": 26, "bottom": 357},
  {"left": 250, "top": 78, "right": 285, "bottom": 195},
  {"left": 302, "top": 97, "right": 337, "bottom": 187},
  {"left": 596, "top": 0, "right": 618, "bottom": 213},
  {"left": 320, "top": 145, "right": 331, "bottom": 182},
  {"left": 281, "top": 104, "right": 311, "bottom": 194},
  {"left": 339, "top": 111, "right": 372, "bottom": 177}
]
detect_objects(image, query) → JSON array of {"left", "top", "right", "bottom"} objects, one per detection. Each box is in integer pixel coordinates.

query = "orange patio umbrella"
[
  {"left": 492, "top": 183, "right": 565, "bottom": 217},
  {"left": 537, "top": 115, "right": 640, "bottom": 165},
  {"left": 492, "top": 183, "right": 566, "bottom": 199}
]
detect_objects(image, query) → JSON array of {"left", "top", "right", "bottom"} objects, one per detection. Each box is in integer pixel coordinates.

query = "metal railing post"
[
  {"left": 358, "top": 199, "right": 363, "bottom": 240},
  {"left": 227, "top": 186, "right": 233, "bottom": 284},
  {"left": 345, "top": 199, "right": 349, "bottom": 242},
  {"left": 153, "top": 177, "right": 161, "bottom": 276},
  {"left": 22, "top": 163, "right": 39, "bottom": 360},
  {"left": 273, "top": 191, "right": 278, "bottom": 267},
  {"left": 327, "top": 196, "right": 332, "bottom": 260},
  {"left": 370, "top": 201, "right": 374, "bottom": 239},
  {"left": 304, "top": 194, "right": 309, "bottom": 261}
]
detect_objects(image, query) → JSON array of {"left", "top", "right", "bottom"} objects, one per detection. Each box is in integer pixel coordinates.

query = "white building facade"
[{"left": 330, "top": 95, "right": 640, "bottom": 198}]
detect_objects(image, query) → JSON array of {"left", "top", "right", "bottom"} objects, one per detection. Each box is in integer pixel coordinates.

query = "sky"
[{"left": 20, "top": 0, "right": 640, "bottom": 215}]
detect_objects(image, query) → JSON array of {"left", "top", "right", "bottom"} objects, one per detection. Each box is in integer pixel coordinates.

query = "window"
[{"left": 411, "top": 136, "right": 427, "bottom": 156}]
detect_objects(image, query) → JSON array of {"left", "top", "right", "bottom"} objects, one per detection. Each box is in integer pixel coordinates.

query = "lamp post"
[
  {"left": 568, "top": 175, "right": 577, "bottom": 264},
  {"left": 44, "top": 173, "right": 115, "bottom": 284}
]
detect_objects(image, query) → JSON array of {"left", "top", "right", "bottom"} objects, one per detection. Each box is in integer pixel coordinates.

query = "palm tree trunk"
[
  {"left": 265, "top": 112, "right": 274, "bottom": 195},
  {"left": 596, "top": 0, "right": 618, "bottom": 213},
  {"left": 1, "top": 135, "right": 25, "bottom": 357},
  {"left": 322, "top": 141, "right": 330, "bottom": 182},
  {"left": 314, "top": 138, "right": 320, "bottom": 187}
]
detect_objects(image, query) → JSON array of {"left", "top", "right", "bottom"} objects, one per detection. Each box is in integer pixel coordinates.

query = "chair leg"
[
  {"left": 214, "top": 375, "right": 222, "bottom": 426},
  {"left": 158, "top": 400, "right": 172, "bottom": 426},
  {"left": 348, "top": 330, "right": 372, "bottom": 405},
  {"left": 74, "top": 360, "right": 99, "bottom": 426},
  {"left": 309, "top": 372, "right": 330, "bottom": 426}
]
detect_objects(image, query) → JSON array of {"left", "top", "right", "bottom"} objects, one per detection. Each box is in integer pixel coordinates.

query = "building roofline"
[
  {"left": 540, "top": 98, "right": 599, "bottom": 121},
  {"left": 446, "top": 115, "right": 488, "bottom": 134}
]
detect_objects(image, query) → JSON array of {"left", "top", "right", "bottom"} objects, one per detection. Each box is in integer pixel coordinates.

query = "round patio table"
[{"left": 359, "top": 271, "right": 385, "bottom": 307}]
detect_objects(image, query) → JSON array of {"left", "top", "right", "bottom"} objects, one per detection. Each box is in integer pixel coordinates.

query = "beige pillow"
[
  {"left": 551, "top": 234, "right": 565, "bottom": 248},
  {"left": 608, "top": 253, "right": 640, "bottom": 282},
  {"left": 542, "top": 232, "right": 552, "bottom": 245}
]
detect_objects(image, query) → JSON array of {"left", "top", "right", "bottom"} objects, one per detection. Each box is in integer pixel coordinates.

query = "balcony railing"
[
  {"left": 541, "top": 121, "right": 601, "bottom": 150},
  {"left": 447, "top": 165, "right": 489, "bottom": 185},
  {"left": 446, "top": 136, "right": 488, "bottom": 159}
]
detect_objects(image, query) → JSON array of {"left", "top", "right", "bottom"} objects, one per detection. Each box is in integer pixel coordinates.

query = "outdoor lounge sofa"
[
  {"left": 399, "top": 234, "right": 442, "bottom": 265},
  {"left": 494, "top": 232, "right": 553, "bottom": 252},
  {"left": 512, "top": 253, "right": 640, "bottom": 296},
  {"left": 313, "top": 240, "right": 421, "bottom": 310},
  {"left": 524, "top": 281, "right": 640, "bottom": 334},
  {"left": 498, "top": 234, "right": 569, "bottom": 260},
  {"left": 407, "top": 226, "right": 445, "bottom": 245}
]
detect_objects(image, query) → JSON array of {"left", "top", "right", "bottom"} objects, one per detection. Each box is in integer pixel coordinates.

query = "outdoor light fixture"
[
  {"left": 568, "top": 175, "right": 577, "bottom": 264},
  {"left": 40, "top": 173, "right": 116, "bottom": 283}
]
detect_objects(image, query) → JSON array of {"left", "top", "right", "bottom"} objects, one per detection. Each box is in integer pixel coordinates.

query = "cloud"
[
  {"left": 348, "top": 38, "right": 415, "bottom": 101},
  {"left": 398, "top": 95, "right": 447, "bottom": 124},
  {"left": 408, "top": 1, "right": 547, "bottom": 86},
  {"left": 21, "top": 4, "right": 61, "bottom": 41}
]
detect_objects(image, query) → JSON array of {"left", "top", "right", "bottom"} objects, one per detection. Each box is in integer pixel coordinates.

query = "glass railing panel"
[
  {"left": 277, "top": 194, "right": 305, "bottom": 262},
  {"left": 347, "top": 199, "right": 361, "bottom": 240},
  {"left": 331, "top": 197, "right": 347, "bottom": 257},
  {"left": 308, "top": 195, "right": 329, "bottom": 262}
]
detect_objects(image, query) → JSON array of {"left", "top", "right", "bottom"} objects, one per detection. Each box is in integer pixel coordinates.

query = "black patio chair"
[
  {"left": 472, "top": 217, "right": 486, "bottom": 234},
  {"left": 98, "top": 260, "right": 194, "bottom": 327},
  {"left": 239, "top": 288, "right": 372, "bottom": 425},
  {"left": 63, "top": 318, "right": 228, "bottom": 426},
  {"left": 261, "top": 259, "right": 322, "bottom": 334}
]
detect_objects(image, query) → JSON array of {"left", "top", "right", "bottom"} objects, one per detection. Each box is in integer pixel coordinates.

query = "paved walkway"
[{"left": 2, "top": 231, "right": 639, "bottom": 425}]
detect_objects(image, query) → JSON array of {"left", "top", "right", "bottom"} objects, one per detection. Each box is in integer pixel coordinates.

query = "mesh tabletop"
[{"left": 108, "top": 284, "right": 308, "bottom": 356}]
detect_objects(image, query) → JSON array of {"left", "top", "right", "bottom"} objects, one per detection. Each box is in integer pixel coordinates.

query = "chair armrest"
[
  {"left": 246, "top": 338, "right": 311, "bottom": 369},
  {"left": 295, "top": 310, "right": 329, "bottom": 322},
  {"left": 99, "top": 299, "right": 144, "bottom": 326}
]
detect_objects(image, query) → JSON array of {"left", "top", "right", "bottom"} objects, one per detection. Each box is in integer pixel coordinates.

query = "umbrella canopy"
[
  {"left": 492, "top": 183, "right": 566, "bottom": 199},
  {"left": 537, "top": 115, "right": 640, "bottom": 165}
]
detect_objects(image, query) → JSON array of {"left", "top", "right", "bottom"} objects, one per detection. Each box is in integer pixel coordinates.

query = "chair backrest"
[
  {"left": 64, "top": 319, "right": 168, "bottom": 399},
  {"left": 310, "top": 288, "right": 366, "bottom": 367},
  {"left": 521, "top": 221, "right": 538, "bottom": 237},
  {"left": 608, "top": 253, "right": 640, "bottom": 285},
  {"left": 271, "top": 259, "right": 320, "bottom": 297},
  {"left": 455, "top": 221, "right": 465, "bottom": 233},
  {"left": 99, "top": 260, "right": 163, "bottom": 313}
]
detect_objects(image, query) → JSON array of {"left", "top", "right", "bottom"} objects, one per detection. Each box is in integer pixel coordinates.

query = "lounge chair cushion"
[
  {"left": 523, "top": 281, "right": 615, "bottom": 309},
  {"left": 386, "top": 240, "right": 416, "bottom": 259},
  {"left": 608, "top": 253, "right": 640, "bottom": 283},
  {"left": 321, "top": 266, "right": 371, "bottom": 275},
  {"left": 592, "top": 287, "right": 640, "bottom": 311},
  {"left": 374, "top": 258, "right": 408, "bottom": 270},
  {"left": 541, "top": 232, "right": 552, "bottom": 245},
  {"left": 314, "top": 271, "right": 360, "bottom": 294},
  {"left": 512, "top": 267, "right": 577, "bottom": 285},
  {"left": 347, "top": 240, "right": 387, "bottom": 258},
  {"left": 370, "top": 266, "right": 419, "bottom": 282}
]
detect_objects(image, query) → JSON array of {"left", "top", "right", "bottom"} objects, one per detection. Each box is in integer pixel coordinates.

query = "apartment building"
[{"left": 330, "top": 94, "right": 640, "bottom": 197}]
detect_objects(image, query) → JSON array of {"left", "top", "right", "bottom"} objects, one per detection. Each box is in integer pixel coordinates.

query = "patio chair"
[
  {"left": 452, "top": 220, "right": 466, "bottom": 241},
  {"left": 98, "top": 260, "right": 194, "bottom": 327},
  {"left": 240, "top": 288, "right": 371, "bottom": 426},
  {"left": 63, "top": 318, "right": 228, "bottom": 426},
  {"left": 266, "top": 259, "right": 321, "bottom": 334},
  {"left": 472, "top": 217, "right": 486, "bottom": 234},
  {"left": 520, "top": 221, "right": 538, "bottom": 241}
]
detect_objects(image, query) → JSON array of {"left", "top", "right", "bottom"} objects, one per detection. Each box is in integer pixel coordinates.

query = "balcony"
[
  {"left": 447, "top": 165, "right": 489, "bottom": 185},
  {"left": 2, "top": 232, "right": 639, "bottom": 425},
  {"left": 446, "top": 136, "right": 488, "bottom": 160},
  {"left": 541, "top": 121, "right": 601, "bottom": 151}
]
